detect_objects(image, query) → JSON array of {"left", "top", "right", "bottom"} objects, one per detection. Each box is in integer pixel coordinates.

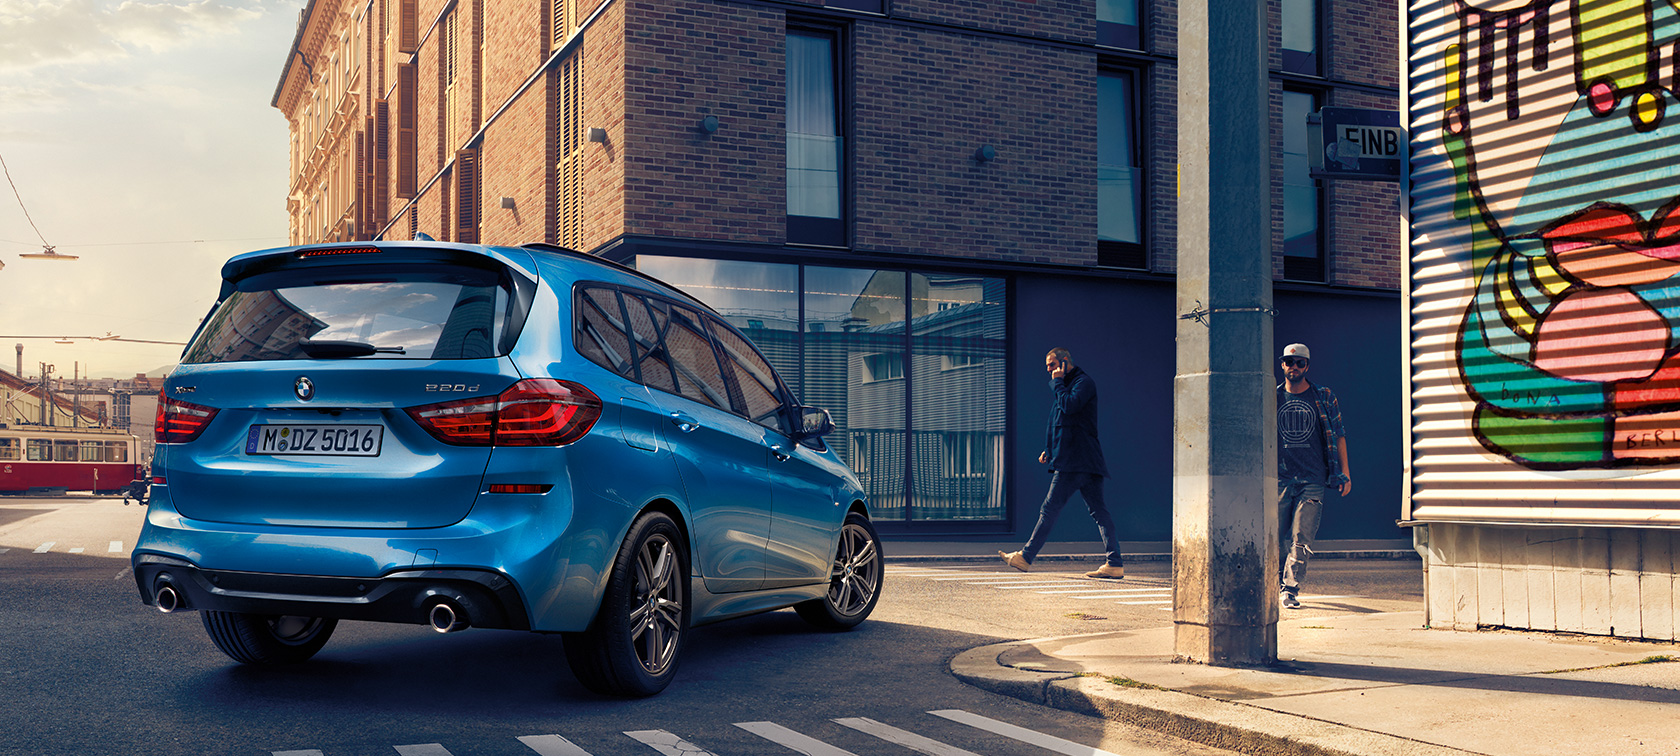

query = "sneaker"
[
  {"left": 999, "top": 550, "right": 1030, "bottom": 572},
  {"left": 1084, "top": 564, "right": 1125, "bottom": 579},
  {"left": 1281, "top": 591, "right": 1301, "bottom": 609}
]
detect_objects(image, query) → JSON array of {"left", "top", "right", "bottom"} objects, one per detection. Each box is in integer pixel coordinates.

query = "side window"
[
  {"left": 0, "top": 438, "right": 18, "bottom": 461},
  {"left": 26, "top": 439, "right": 48, "bottom": 461},
  {"left": 662, "top": 303, "right": 732, "bottom": 410},
  {"left": 710, "top": 318, "right": 787, "bottom": 431},
  {"left": 623, "top": 294, "right": 678, "bottom": 395},
  {"left": 574, "top": 286, "right": 634, "bottom": 378}
]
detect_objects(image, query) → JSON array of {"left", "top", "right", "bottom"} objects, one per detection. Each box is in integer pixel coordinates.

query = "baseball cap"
[{"left": 1280, "top": 343, "right": 1311, "bottom": 361}]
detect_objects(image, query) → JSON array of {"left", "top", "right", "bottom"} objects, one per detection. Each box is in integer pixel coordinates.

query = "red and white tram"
[{"left": 0, "top": 424, "right": 145, "bottom": 495}]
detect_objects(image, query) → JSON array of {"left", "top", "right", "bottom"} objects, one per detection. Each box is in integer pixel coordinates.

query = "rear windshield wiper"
[{"left": 297, "top": 339, "right": 407, "bottom": 358}]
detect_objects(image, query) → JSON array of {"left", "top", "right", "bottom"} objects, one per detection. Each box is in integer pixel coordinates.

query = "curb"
[
  {"left": 949, "top": 641, "right": 1477, "bottom": 756},
  {"left": 886, "top": 551, "right": 1419, "bottom": 564}
]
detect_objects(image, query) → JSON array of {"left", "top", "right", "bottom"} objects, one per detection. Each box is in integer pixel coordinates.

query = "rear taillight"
[
  {"left": 155, "top": 392, "right": 218, "bottom": 443},
  {"left": 407, "top": 379, "right": 601, "bottom": 446}
]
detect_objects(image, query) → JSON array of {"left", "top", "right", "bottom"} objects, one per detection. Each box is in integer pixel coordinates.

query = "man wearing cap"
[
  {"left": 999, "top": 348, "right": 1126, "bottom": 579},
  {"left": 1276, "top": 343, "right": 1351, "bottom": 609}
]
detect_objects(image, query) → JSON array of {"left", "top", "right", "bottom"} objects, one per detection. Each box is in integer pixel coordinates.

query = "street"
[{"left": 0, "top": 497, "right": 1421, "bottom": 756}]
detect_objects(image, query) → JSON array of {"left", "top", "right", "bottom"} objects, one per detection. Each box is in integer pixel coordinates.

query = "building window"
[
  {"left": 862, "top": 353, "right": 904, "bottom": 383},
  {"left": 444, "top": 10, "right": 459, "bottom": 153},
  {"left": 637, "top": 257, "right": 1008, "bottom": 527},
  {"left": 1282, "top": 0, "right": 1319, "bottom": 75},
  {"left": 787, "top": 27, "right": 845, "bottom": 246},
  {"left": 1282, "top": 89, "right": 1324, "bottom": 281},
  {"left": 1098, "top": 69, "right": 1144, "bottom": 269},
  {"left": 1097, "top": 0, "right": 1140, "bottom": 49}
]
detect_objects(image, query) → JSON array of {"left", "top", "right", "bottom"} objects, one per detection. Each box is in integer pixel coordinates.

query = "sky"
[{"left": 0, "top": 0, "right": 307, "bottom": 380}]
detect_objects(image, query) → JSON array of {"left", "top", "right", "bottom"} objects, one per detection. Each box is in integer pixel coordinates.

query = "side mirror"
[{"left": 797, "top": 406, "right": 835, "bottom": 439}]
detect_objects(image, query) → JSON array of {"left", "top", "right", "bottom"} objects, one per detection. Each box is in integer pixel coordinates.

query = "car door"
[
  {"left": 622, "top": 293, "right": 771, "bottom": 593},
  {"left": 707, "top": 318, "right": 840, "bottom": 588}
]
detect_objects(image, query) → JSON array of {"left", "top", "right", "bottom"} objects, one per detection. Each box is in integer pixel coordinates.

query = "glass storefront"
[{"left": 636, "top": 256, "right": 1007, "bottom": 526}]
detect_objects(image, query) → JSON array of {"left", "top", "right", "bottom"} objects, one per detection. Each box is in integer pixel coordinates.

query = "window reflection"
[
  {"left": 911, "top": 274, "right": 1007, "bottom": 521},
  {"left": 633, "top": 257, "right": 1009, "bottom": 524}
]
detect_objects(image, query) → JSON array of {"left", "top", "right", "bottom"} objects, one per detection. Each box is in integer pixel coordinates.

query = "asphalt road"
[{"left": 0, "top": 497, "right": 1422, "bottom": 756}]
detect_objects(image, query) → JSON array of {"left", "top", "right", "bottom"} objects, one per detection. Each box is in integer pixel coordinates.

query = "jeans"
[
  {"left": 1278, "top": 479, "right": 1326, "bottom": 595},
  {"left": 1021, "top": 471, "right": 1122, "bottom": 567}
]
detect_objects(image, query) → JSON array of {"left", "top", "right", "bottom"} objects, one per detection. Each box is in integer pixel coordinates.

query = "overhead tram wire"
[{"left": 0, "top": 151, "right": 73, "bottom": 260}]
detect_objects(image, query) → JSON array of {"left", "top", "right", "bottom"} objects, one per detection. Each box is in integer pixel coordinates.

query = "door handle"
[
  {"left": 770, "top": 446, "right": 791, "bottom": 462},
  {"left": 668, "top": 413, "right": 699, "bottom": 433}
]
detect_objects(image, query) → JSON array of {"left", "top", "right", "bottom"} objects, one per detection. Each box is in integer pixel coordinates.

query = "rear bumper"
[{"left": 133, "top": 553, "right": 531, "bottom": 631}]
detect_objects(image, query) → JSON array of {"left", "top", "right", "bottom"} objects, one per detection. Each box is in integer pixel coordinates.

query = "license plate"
[{"left": 245, "top": 425, "right": 383, "bottom": 456}]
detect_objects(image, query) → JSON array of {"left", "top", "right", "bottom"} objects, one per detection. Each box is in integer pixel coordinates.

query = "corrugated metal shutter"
[{"left": 1405, "top": 0, "right": 1680, "bottom": 528}]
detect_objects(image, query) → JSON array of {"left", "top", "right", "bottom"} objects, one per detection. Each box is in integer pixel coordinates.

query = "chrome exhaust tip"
[
  {"left": 155, "top": 584, "right": 180, "bottom": 614},
  {"left": 429, "top": 601, "right": 468, "bottom": 633}
]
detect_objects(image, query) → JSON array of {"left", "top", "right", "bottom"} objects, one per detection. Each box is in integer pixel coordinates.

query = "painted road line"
[
  {"left": 394, "top": 745, "right": 455, "bottom": 756},
  {"left": 33, "top": 542, "right": 54, "bottom": 553},
  {"left": 69, "top": 547, "right": 84, "bottom": 554},
  {"left": 624, "top": 730, "right": 719, "bottom": 756},
  {"left": 1061, "top": 592, "right": 1166, "bottom": 599},
  {"left": 930, "top": 572, "right": 1037, "bottom": 579},
  {"left": 929, "top": 710, "right": 1124, "bottom": 756},
  {"left": 735, "top": 722, "right": 855, "bottom": 756},
  {"left": 1117, "top": 599, "right": 1173, "bottom": 605},
  {"left": 272, "top": 751, "right": 324, "bottom": 756},
  {"left": 518, "top": 734, "right": 594, "bottom": 756},
  {"left": 0, "top": 548, "right": 9, "bottom": 555},
  {"left": 987, "top": 582, "right": 1086, "bottom": 589},
  {"left": 834, "top": 717, "right": 983, "bottom": 756},
  {"left": 109, "top": 541, "right": 123, "bottom": 553},
  {"left": 1033, "top": 587, "right": 1169, "bottom": 594}
]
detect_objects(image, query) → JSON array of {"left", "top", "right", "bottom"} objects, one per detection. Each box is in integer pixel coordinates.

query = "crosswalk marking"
[
  {"left": 109, "top": 541, "right": 123, "bottom": 553},
  {"left": 624, "top": 729, "right": 719, "bottom": 756},
  {"left": 987, "top": 582, "right": 1085, "bottom": 589},
  {"left": 930, "top": 709, "right": 1125, "bottom": 756},
  {"left": 33, "top": 542, "right": 54, "bottom": 553},
  {"left": 393, "top": 745, "right": 454, "bottom": 756},
  {"left": 0, "top": 548, "right": 9, "bottom": 554},
  {"left": 834, "top": 717, "right": 983, "bottom": 756},
  {"left": 736, "top": 721, "right": 855, "bottom": 755},
  {"left": 1033, "top": 587, "right": 1167, "bottom": 595},
  {"left": 517, "top": 734, "right": 593, "bottom": 756},
  {"left": 265, "top": 710, "right": 1135, "bottom": 756}
]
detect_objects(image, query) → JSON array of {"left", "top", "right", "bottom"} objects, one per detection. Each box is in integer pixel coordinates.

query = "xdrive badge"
[{"left": 294, "top": 376, "right": 315, "bottom": 402}]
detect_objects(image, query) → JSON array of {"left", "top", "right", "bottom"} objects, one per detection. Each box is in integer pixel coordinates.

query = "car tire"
[
  {"left": 563, "top": 510, "right": 690, "bottom": 697},
  {"left": 200, "top": 612, "right": 337, "bottom": 665},
  {"left": 795, "top": 512, "right": 883, "bottom": 630}
]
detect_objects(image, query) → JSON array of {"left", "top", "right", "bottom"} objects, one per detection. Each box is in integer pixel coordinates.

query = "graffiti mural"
[{"left": 1443, "top": 0, "right": 1680, "bottom": 468}]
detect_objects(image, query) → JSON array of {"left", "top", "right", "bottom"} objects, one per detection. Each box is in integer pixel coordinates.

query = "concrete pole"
[{"left": 1173, "top": 0, "right": 1277, "bottom": 665}]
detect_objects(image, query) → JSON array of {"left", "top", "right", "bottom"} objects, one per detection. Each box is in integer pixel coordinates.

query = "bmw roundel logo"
[{"left": 294, "top": 376, "right": 315, "bottom": 402}]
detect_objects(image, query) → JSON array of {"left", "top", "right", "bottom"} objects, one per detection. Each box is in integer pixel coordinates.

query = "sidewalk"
[{"left": 949, "top": 609, "right": 1680, "bottom": 756}]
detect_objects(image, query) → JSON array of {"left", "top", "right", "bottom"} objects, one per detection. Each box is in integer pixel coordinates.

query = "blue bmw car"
[{"left": 133, "top": 241, "right": 882, "bottom": 696}]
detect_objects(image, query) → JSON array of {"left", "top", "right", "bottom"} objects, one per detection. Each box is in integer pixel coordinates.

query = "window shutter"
[
  {"left": 395, "top": 63, "right": 417, "bottom": 199},
  {"left": 398, "top": 0, "right": 417, "bottom": 53},
  {"left": 556, "top": 53, "right": 583, "bottom": 250},
  {"left": 455, "top": 148, "right": 479, "bottom": 244},
  {"left": 544, "top": 69, "right": 560, "bottom": 244},
  {"left": 552, "top": 0, "right": 568, "bottom": 50},
  {"left": 373, "top": 100, "right": 390, "bottom": 232},
  {"left": 355, "top": 130, "right": 368, "bottom": 239}
]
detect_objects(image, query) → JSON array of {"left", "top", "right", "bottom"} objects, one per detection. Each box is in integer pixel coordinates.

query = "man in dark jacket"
[{"left": 1000, "top": 348, "right": 1125, "bottom": 579}]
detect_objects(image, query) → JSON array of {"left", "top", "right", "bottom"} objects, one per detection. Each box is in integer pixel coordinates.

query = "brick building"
[{"left": 272, "top": 0, "right": 1404, "bottom": 545}]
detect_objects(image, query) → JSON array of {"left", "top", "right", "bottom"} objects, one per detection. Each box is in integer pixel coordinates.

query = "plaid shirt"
[{"left": 1277, "top": 379, "right": 1348, "bottom": 487}]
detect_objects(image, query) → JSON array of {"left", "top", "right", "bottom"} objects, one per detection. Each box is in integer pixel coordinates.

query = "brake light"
[
  {"left": 407, "top": 379, "right": 601, "bottom": 446},
  {"left": 297, "top": 247, "right": 381, "bottom": 258},
  {"left": 155, "top": 392, "right": 218, "bottom": 443},
  {"left": 488, "top": 484, "right": 553, "bottom": 494}
]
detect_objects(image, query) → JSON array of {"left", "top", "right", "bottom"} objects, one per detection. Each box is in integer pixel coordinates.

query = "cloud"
[{"left": 0, "top": 0, "right": 269, "bottom": 72}]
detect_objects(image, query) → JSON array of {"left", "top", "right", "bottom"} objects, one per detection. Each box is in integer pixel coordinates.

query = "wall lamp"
[
  {"left": 499, "top": 197, "right": 516, "bottom": 210},
  {"left": 974, "top": 145, "right": 997, "bottom": 163},
  {"left": 587, "top": 127, "right": 608, "bottom": 143},
  {"left": 697, "top": 115, "right": 720, "bottom": 134}
]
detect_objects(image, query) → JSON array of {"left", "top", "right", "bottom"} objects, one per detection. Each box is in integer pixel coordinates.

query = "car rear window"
[{"left": 182, "top": 265, "right": 518, "bottom": 364}]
